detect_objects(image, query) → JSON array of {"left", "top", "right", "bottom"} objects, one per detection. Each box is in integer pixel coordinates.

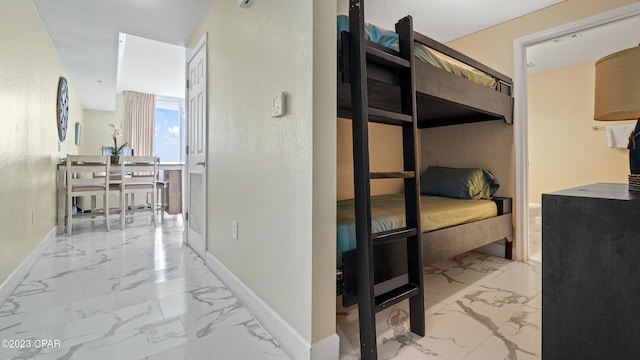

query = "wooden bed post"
[
  {"left": 348, "top": 1, "right": 377, "bottom": 358},
  {"left": 396, "top": 15, "right": 425, "bottom": 339},
  {"left": 348, "top": 1, "right": 425, "bottom": 358}
]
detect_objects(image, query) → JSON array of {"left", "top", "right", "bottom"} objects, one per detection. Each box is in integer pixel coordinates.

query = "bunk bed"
[
  {"left": 337, "top": 15, "right": 513, "bottom": 128},
  {"left": 336, "top": 171, "right": 514, "bottom": 307},
  {"left": 335, "top": 15, "right": 514, "bottom": 302},
  {"left": 337, "top": 4, "right": 514, "bottom": 358}
]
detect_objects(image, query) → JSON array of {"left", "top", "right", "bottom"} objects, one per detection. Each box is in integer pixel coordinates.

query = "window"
[{"left": 155, "top": 98, "right": 185, "bottom": 163}]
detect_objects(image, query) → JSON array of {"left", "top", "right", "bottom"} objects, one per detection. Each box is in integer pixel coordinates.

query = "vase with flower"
[{"left": 109, "top": 123, "right": 128, "bottom": 164}]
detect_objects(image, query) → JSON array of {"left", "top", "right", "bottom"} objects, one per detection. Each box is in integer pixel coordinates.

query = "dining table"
[{"left": 56, "top": 161, "right": 185, "bottom": 234}]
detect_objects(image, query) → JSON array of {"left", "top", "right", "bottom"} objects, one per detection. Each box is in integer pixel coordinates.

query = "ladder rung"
[
  {"left": 375, "top": 283, "right": 420, "bottom": 312},
  {"left": 372, "top": 227, "right": 418, "bottom": 245},
  {"left": 368, "top": 107, "right": 413, "bottom": 125},
  {"left": 370, "top": 171, "right": 415, "bottom": 179},
  {"left": 366, "top": 45, "right": 410, "bottom": 70}
]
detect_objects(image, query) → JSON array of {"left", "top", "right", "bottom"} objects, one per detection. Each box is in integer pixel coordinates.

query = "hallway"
[
  {"left": 0, "top": 217, "right": 290, "bottom": 360},
  {"left": 0, "top": 215, "right": 541, "bottom": 359}
]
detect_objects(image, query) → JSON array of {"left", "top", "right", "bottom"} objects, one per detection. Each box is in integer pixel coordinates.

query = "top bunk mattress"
[
  {"left": 336, "top": 193, "right": 498, "bottom": 264},
  {"left": 337, "top": 15, "right": 496, "bottom": 89}
]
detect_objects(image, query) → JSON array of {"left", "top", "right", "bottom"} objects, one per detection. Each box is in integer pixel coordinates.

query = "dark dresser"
[{"left": 542, "top": 183, "right": 640, "bottom": 360}]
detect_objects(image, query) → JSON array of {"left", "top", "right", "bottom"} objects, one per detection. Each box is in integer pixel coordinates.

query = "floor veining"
[
  {"left": 337, "top": 252, "right": 541, "bottom": 360},
  {"left": 0, "top": 216, "right": 290, "bottom": 360},
  {"left": 0, "top": 216, "right": 540, "bottom": 359}
]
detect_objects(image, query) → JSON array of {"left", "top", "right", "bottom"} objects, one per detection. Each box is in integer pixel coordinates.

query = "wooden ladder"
[{"left": 347, "top": 1, "right": 425, "bottom": 359}]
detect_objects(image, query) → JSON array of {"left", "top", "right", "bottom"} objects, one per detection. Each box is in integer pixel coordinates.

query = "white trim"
[
  {"left": 0, "top": 227, "right": 57, "bottom": 305},
  {"left": 186, "top": 32, "right": 207, "bottom": 63},
  {"left": 513, "top": 2, "right": 640, "bottom": 262},
  {"left": 206, "top": 251, "right": 325, "bottom": 360},
  {"left": 513, "top": 40, "right": 529, "bottom": 263},
  {"left": 311, "top": 333, "right": 340, "bottom": 360}
]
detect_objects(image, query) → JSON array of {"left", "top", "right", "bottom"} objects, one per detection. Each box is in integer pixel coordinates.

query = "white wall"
[{"left": 188, "top": 0, "right": 336, "bottom": 350}]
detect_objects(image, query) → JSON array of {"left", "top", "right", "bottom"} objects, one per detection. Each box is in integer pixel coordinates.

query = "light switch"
[{"left": 271, "top": 92, "right": 286, "bottom": 118}]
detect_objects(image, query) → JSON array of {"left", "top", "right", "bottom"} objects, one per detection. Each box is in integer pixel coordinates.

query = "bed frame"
[
  {"left": 339, "top": 2, "right": 514, "bottom": 358},
  {"left": 337, "top": 26, "right": 513, "bottom": 129},
  {"left": 337, "top": 197, "right": 513, "bottom": 307}
]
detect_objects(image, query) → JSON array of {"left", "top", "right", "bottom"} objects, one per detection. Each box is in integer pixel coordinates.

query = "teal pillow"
[{"left": 420, "top": 166, "right": 500, "bottom": 200}]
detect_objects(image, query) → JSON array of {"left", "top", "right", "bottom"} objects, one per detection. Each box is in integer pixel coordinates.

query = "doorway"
[{"left": 513, "top": 3, "right": 640, "bottom": 262}]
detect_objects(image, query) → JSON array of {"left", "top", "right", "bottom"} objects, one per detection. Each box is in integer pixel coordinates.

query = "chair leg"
[
  {"left": 121, "top": 188, "right": 126, "bottom": 229},
  {"left": 158, "top": 186, "right": 166, "bottom": 221},
  {"left": 105, "top": 190, "right": 110, "bottom": 232},
  {"left": 91, "top": 195, "right": 96, "bottom": 226},
  {"left": 152, "top": 186, "right": 157, "bottom": 226},
  {"left": 126, "top": 193, "right": 132, "bottom": 224},
  {"left": 67, "top": 194, "right": 73, "bottom": 236}
]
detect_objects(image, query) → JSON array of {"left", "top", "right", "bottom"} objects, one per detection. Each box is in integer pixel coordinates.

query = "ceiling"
[
  {"left": 32, "top": 0, "right": 214, "bottom": 111},
  {"left": 526, "top": 14, "right": 640, "bottom": 74},
  {"left": 32, "top": 0, "right": 635, "bottom": 112},
  {"left": 116, "top": 33, "right": 185, "bottom": 100},
  {"left": 336, "top": 0, "right": 565, "bottom": 42}
]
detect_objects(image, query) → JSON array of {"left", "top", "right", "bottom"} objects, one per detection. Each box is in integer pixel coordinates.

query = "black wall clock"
[{"left": 56, "top": 76, "right": 69, "bottom": 142}]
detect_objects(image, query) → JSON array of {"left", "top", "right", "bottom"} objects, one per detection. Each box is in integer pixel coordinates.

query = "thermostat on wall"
[{"left": 238, "top": 0, "right": 256, "bottom": 8}]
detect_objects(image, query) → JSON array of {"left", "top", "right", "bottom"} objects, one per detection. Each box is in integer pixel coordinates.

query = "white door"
[{"left": 185, "top": 36, "right": 207, "bottom": 259}]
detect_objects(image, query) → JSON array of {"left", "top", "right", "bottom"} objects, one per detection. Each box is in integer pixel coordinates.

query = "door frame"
[
  {"left": 513, "top": 3, "right": 640, "bottom": 262},
  {"left": 184, "top": 33, "right": 208, "bottom": 255}
]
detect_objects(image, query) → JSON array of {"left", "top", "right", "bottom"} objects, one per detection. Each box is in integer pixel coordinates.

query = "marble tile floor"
[
  {"left": 0, "top": 214, "right": 541, "bottom": 360},
  {"left": 0, "top": 216, "right": 291, "bottom": 360},
  {"left": 337, "top": 252, "right": 542, "bottom": 360}
]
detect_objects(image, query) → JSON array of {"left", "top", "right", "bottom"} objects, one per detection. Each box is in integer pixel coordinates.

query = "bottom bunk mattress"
[{"left": 336, "top": 193, "right": 498, "bottom": 265}]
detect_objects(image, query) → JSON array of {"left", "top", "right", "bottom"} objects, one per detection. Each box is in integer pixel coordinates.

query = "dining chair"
[
  {"left": 65, "top": 155, "right": 111, "bottom": 235},
  {"left": 118, "top": 156, "right": 158, "bottom": 227}
]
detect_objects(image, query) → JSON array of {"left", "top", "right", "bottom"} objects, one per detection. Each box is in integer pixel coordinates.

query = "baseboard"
[
  {"left": 205, "top": 251, "right": 317, "bottom": 360},
  {"left": 311, "top": 333, "right": 339, "bottom": 360},
  {"left": 0, "top": 226, "right": 57, "bottom": 305}
]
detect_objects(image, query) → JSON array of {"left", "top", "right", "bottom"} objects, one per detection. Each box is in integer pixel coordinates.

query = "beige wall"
[
  {"left": 79, "top": 92, "right": 127, "bottom": 209},
  {"left": 337, "top": 118, "right": 404, "bottom": 200},
  {"left": 312, "top": 0, "right": 338, "bottom": 344},
  {"left": 420, "top": 121, "right": 515, "bottom": 197},
  {"left": 336, "top": 105, "right": 512, "bottom": 199},
  {"left": 188, "top": 0, "right": 335, "bottom": 346},
  {"left": 0, "top": 0, "right": 85, "bottom": 283},
  {"left": 528, "top": 62, "right": 631, "bottom": 203},
  {"left": 82, "top": 92, "right": 126, "bottom": 155}
]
